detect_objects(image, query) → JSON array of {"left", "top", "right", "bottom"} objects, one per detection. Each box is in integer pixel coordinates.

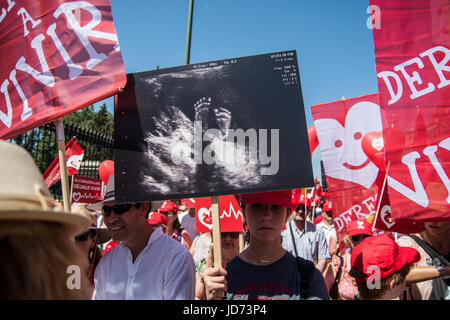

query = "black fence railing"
[{"left": 9, "top": 122, "right": 113, "bottom": 201}]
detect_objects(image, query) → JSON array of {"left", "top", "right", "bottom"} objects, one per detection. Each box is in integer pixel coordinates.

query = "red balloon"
[
  {"left": 99, "top": 160, "right": 114, "bottom": 185},
  {"left": 361, "top": 131, "right": 385, "bottom": 171},
  {"left": 307, "top": 126, "right": 319, "bottom": 156}
]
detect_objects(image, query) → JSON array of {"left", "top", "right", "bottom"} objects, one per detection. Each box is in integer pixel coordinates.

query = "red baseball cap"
[
  {"left": 147, "top": 211, "right": 167, "bottom": 226},
  {"left": 322, "top": 201, "right": 332, "bottom": 212},
  {"left": 347, "top": 219, "right": 373, "bottom": 237},
  {"left": 158, "top": 201, "right": 178, "bottom": 214},
  {"left": 350, "top": 234, "right": 420, "bottom": 281},
  {"left": 239, "top": 189, "right": 298, "bottom": 211},
  {"left": 298, "top": 193, "right": 311, "bottom": 207},
  {"left": 181, "top": 198, "right": 196, "bottom": 209}
]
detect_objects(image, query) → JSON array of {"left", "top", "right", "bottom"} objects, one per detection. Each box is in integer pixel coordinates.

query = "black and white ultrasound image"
[{"left": 114, "top": 51, "right": 313, "bottom": 203}]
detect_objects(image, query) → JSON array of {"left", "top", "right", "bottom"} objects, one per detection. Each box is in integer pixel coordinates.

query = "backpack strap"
[
  {"left": 297, "top": 257, "right": 316, "bottom": 299},
  {"left": 407, "top": 235, "right": 449, "bottom": 266}
]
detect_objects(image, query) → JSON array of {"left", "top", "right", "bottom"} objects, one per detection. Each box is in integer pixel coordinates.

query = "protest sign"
[
  {"left": 115, "top": 50, "right": 313, "bottom": 203},
  {"left": 0, "top": 0, "right": 126, "bottom": 139},
  {"left": 195, "top": 195, "right": 243, "bottom": 233},
  {"left": 371, "top": 0, "right": 450, "bottom": 222},
  {"left": 71, "top": 175, "right": 102, "bottom": 204}
]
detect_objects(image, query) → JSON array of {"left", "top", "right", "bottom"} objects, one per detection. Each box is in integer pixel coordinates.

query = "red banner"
[
  {"left": 195, "top": 195, "right": 244, "bottom": 233},
  {"left": 71, "top": 175, "right": 102, "bottom": 204},
  {"left": 311, "top": 93, "right": 382, "bottom": 249},
  {"left": 43, "top": 137, "right": 84, "bottom": 187},
  {"left": 0, "top": 0, "right": 126, "bottom": 139},
  {"left": 371, "top": 0, "right": 450, "bottom": 222}
]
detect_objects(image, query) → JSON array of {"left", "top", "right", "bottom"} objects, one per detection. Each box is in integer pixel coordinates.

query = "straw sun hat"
[
  {"left": 0, "top": 140, "right": 90, "bottom": 236},
  {"left": 71, "top": 202, "right": 111, "bottom": 243}
]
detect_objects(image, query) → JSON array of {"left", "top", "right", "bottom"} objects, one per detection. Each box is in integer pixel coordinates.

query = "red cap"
[
  {"left": 181, "top": 198, "right": 196, "bottom": 209},
  {"left": 350, "top": 234, "right": 420, "bottom": 281},
  {"left": 240, "top": 189, "right": 298, "bottom": 211},
  {"left": 323, "top": 201, "right": 332, "bottom": 212},
  {"left": 298, "top": 193, "right": 311, "bottom": 207},
  {"left": 147, "top": 211, "right": 168, "bottom": 226},
  {"left": 159, "top": 201, "right": 178, "bottom": 214},
  {"left": 347, "top": 219, "right": 373, "bottom": 237}
]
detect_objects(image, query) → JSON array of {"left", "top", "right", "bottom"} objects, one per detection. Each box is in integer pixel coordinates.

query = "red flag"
[
  {"left": 373, "top": 171, "right": 425, "bottom": 234},
  {"left": 0, "top": 0, "right": 126, "bottom": 139},
  {"left": 371, "top": 0, "right": 450, "bottom": 222},
  {"left": 195, "top": 195, "right": 243, "bottom": 233},
  {"left": 43, "top": 137, "right": 84, "bottom": 187},
  {"left": 311, "top": 93, "right": 383, "bottom": 249}
]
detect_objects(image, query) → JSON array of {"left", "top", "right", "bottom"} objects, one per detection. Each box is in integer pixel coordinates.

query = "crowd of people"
[{"left": 1, "top": 140, "right": 449, "bottom": 300}]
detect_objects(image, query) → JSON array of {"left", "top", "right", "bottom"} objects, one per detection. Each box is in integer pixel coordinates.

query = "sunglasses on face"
[
  {"left": 75, "top": 228, "right": 97, "bottom": 242},
  {"left": 101, "top": 204, "right": 133, "bottom": 217},
  {"left": 222, "top": 232, "right": 239, "bottom": 239}
]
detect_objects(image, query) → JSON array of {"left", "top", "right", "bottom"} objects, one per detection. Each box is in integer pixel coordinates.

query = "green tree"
[{"left": 64, "top": 104, "right": 113, "bottom": 136}]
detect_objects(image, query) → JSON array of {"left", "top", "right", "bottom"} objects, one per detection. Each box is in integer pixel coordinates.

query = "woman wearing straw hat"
[
  {"left": 0, "top": 140, "right": 92, "bottom": 299},
  {"left": 72, "top": 203, "right": 111, "bottom": 286}
]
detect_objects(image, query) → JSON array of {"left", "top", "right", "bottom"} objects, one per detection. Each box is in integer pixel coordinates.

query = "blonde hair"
[{"left": 0, "top": 221, "right": 93, "bottom": 299}]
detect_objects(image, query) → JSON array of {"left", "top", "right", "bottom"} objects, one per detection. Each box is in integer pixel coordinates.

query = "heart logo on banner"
[
  {"left": 198, "top": 207, "right": 212, "bottom": 230},
  {"left": 380, "top": 204, "right": 396, "bottom": 229},
  {"left": 362, "top": 131, "right": 386, "bottom": 171},
  {"left": 72, "top": 192, "right": 82, "bottom": 202}
]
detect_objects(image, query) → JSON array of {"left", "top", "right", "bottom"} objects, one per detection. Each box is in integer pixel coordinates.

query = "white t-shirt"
[
  {"left": 316, "top": 221, "right": 337, "bottom": 246},
  {"left": 177, "top": 210, "right": 198, "bottom": 240},
  {"left": 93, "top": 227, "right": 196, "bottom": 300}
]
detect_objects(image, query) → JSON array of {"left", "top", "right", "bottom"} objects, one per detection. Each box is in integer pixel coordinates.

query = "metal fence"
[{"left": 9, "top": 122, "right": 113, "bottom": 201}]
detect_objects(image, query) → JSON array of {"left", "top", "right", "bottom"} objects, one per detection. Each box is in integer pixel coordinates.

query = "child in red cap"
[
  {"left": 349, "top": 233, "right": 421, "bottom": 300},
  {"left": 202, "top": 189, "right": 330, "bottom": 300}
]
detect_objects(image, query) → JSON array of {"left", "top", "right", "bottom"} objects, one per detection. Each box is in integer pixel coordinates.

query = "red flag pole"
[{"left": 55, "top": 118, "right": 71, "bottom": 211}]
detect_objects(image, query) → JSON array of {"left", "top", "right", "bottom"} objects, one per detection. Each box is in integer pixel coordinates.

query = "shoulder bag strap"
[
  {"left": 408, "top": 235, "right": 449, "bottom": 266},
  {"left": 289, "top": 221, "right": 299, "bottom": 258}
]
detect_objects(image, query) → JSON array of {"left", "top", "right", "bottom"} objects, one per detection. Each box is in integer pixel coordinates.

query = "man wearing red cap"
[
  {"left": 281, "top": 195, "right": 330, "bottom": 273},
  {"left": 349, "top": 233, "right": 421, "bottom": 300},
  {"left": 202, "top": 190, "right": 330, "bottom": 300},
  {"left": 316, "top": 201, "right": 338, "bottom": 257}
]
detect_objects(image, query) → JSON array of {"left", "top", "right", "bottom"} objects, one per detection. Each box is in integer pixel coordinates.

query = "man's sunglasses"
[
  {"left": 101, "top": 204, "right": 133, "bottom": 217},
  {"left": 75, "top": 228, "right": 97, "bottom": 242},
  {"left": 222, "top": 232, "right": 239, "bottom": 239}
]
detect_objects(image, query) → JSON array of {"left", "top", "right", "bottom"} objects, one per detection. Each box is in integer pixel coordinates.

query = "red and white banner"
[
  {"left": 371, "top": 0, "right": 450, "bottom": 222},
  {"left": 195, "top": 195, "right": 244, "bottom": 233},
  {"left": 311, "top": 93, "right": 383, "bottom": 248},
  {"left": 0, "top": 0, "right": 126, "bottom": 139},
  {"left": 71, "top": 175, "right": 102, "bottom": 203},
  {"left": 43, "top": 137, "right": 84, "bottom": 187}
]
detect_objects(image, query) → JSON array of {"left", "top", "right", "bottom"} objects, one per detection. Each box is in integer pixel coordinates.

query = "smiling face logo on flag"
[{"left": 311, "top": 93, "right": 383, "bottom": 250}]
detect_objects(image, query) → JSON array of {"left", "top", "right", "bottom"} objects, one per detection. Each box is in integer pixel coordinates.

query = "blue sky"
[{"left": 96, "top": 0, "right": 379, "bottom": 182}]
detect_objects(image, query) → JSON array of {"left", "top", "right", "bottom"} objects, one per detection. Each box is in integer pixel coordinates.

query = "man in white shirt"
[
  {"left": 316, "top": 201, "right": 338, "bottom": 257},
  {"left": 177, "top": 199, "right": 198, "bottom": 240},
  {"left": 91, "top": 175, "right": 196, "bottom": 300}
]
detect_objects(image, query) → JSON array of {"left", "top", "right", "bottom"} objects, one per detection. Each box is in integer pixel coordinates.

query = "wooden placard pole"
[
  {"left": 239, "top": 232, "right": 245, "bottom": 252},
  {"left": 211, "top": 195, "right": 222, "bottom": 268},
  {"left": 55, "top": 118, "right": 71, "bottom": 212}
]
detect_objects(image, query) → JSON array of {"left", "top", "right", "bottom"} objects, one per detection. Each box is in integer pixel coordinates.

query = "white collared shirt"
[{"left": 93, "top": 227, "right": 196, "bottom": 300}]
